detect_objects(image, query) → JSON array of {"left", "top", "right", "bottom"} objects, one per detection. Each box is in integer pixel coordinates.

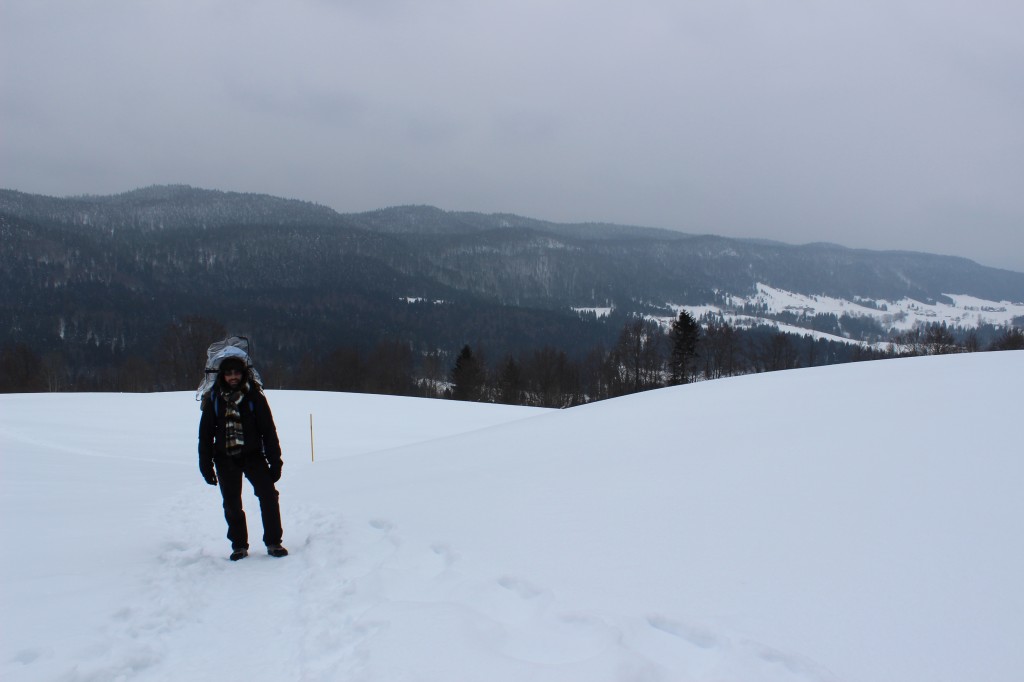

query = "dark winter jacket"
[{"left": 198, "top": 385, "right": 282, "bottom": 474}]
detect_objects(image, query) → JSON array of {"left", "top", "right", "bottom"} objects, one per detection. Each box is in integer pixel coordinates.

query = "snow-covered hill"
[
  {"left": 581, "top": 283, "right": 1024, "bottom": 348},
  {"left": 2, "top": 352, "right": 1022, "bottom": 681},
  {"left": 648, "top": 283, "right": 1024, "bottom": 349}
]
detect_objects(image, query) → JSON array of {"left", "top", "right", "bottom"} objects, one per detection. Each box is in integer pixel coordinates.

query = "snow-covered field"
[
  {"left": 650, "top": 283, "right": 1024, "bottom": 345},
  {"left": 2, "top": 352, "right": 1022, "bottom": 681}
]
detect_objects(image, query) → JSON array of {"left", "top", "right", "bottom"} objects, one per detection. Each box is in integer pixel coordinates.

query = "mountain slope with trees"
[{"left": 2, "top": 185, "right": 1022, "bottom": 397}]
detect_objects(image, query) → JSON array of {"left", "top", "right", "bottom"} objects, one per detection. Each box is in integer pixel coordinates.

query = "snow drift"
[{"left": 2, "top": 352, "right": 1022, "bottom": 682}]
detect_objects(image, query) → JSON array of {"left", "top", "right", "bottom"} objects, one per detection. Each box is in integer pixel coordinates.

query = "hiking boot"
[
  {"left": 230, "top": 548, "right": 249, "bottom": 561},
  {"left": 267, "top": 545, "right": 289, "bottom": 558}
]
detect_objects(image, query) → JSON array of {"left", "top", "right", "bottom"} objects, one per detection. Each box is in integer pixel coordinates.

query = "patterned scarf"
[{"left": 219, "top": 382, "right": 249, "bottom": 457}]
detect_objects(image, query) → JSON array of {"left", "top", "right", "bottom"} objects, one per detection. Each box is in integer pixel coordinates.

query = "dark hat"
[{"left": 220, "top": 357, "right": 246, "bottom": 374}]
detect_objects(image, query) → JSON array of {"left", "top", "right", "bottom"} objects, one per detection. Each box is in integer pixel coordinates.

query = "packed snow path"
[
  {"left": 54, "top": 495, "right": 836, "bottom": 682},
  {"left": 2, "top": 352, "right": 1023, "bottom": 681}
]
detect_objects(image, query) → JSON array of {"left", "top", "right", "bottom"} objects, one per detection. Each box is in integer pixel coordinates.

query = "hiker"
[{"left": 198, "top": 354, "right": 288, "bottom": 561}]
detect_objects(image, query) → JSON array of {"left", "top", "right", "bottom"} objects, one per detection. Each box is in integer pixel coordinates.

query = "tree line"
[
  {"left": 439, "top": 315, "right": 1024, "bottom": 407},
  {"left": 3, "top": 312, "right": 1021, "bottom": 405}
]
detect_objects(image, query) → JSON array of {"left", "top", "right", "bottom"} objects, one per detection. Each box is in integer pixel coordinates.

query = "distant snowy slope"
[
  {"left": 656, "top": 283, "right": 1024, "bottom": 346},
  {"left": 1, "top": 352, "right": 1022, "bottom": 682}
]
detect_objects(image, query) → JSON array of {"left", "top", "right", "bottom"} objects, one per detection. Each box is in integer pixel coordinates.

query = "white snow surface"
[
  {"left": 738, "top": 284, "right": 1024, "bottom": 329},
  {"left": 650, "top": 283, "right": 1024, "bottom": 345},
  {"left": 2, "top": 352, "right": 1023, "bottom": 682}
]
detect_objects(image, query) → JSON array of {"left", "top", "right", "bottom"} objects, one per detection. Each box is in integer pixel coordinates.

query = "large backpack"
[{"left": 195, "top": 335, "right": 265, "bottom": 407}]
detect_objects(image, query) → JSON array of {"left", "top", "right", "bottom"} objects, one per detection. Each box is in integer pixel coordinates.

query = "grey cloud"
[{"left": 1, "top": 0, "right": 1022, "bottom": 272}]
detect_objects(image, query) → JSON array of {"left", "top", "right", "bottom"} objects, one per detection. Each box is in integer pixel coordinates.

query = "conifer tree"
[
  {"left": 497, "top": 355, "right": 524, "bottom": 405},
  {"left": 450, "top": 345, "right": 485, "bottom": 401},
  {"left": 668, "top": 310, "right": 701, "bottom": 385},
  {"left": 991, "top": 327, "right": 1024, "bottom": 350}
]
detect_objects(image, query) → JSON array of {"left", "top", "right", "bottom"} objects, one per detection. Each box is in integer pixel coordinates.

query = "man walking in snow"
[{"left": 198, "top": 355, "right": 288, "bottom": 561}]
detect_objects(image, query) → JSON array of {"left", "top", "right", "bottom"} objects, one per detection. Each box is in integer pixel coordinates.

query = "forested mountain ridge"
[
  {"left": 2, "top": 185, "right": 1022, "bottom": 392},
  {"left": 5, "top": 185, "right": 1022, "bottom": 302},
  {"left": 0, "top": 185, "right": 344, "bottom": 231}
]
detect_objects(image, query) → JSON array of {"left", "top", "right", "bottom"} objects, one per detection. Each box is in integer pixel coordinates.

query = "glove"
[
  {"left": 200, "top": 462, "right": 218, "bottom": 486},
  {"left": 270, "top": 464, "right": 282, "bottom": 483}
]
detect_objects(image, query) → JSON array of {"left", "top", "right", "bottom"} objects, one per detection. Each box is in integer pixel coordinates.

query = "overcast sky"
[{"left": 3, "top": 0, "right": 1023, "bottom": 272}]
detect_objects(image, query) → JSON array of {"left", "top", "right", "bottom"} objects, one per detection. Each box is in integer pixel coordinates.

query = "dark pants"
[{"left": 214, "top": 452, "right": 282, "bottom": 550}]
